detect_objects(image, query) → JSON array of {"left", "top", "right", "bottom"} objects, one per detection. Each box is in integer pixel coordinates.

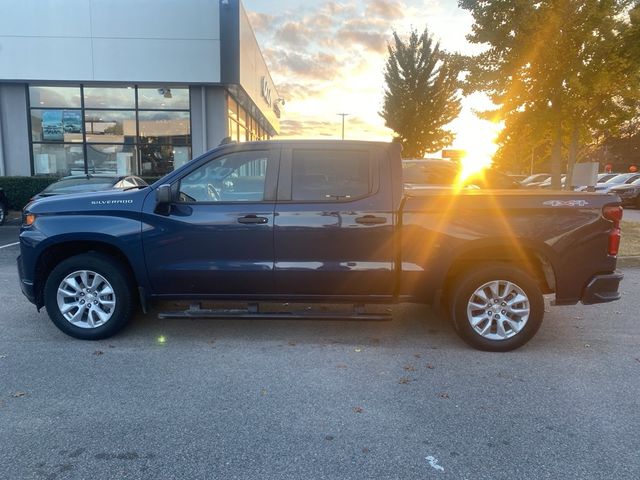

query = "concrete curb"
[{"left": 618, "top": 256, "right": 640, "bottom": 268}]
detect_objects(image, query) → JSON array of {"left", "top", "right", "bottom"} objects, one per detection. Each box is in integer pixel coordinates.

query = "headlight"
[{"left": 22, "top": 212, "right": 36, "bottom": 226}]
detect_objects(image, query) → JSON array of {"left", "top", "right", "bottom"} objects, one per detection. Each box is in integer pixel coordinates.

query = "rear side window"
[{"left": 291, "top": 149, "right": 371, "bottom": 201}]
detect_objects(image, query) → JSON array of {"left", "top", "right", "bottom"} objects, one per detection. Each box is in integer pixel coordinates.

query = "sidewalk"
[{"left": 622, "top": 208, "right": 640, "bottom": 223}]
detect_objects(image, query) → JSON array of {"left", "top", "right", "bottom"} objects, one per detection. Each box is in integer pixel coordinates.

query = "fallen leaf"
[
  {"left": 362, "top": 448, "right": 370, "bottom": 453},
  {"left": 93, "top": 350, "right": 104, "bottom": 356},
  {"left": 336, "top": 364, "right": 348, "bottom": 369},
  {"left": 12, "top": 391, "right": 27, "bottom": 398},
  {"left": 425, "top": 363, "right": 435, "bottom": 369},
  {"left": 399, "top": 377, "right": 412, "bottom": 384},
  {"left": 353, "top": 406, "right": 364, "bottom": 413},
  {"left": 260, "top": 389, "right": 268, "bottom": 396},
  {"left": 438, "top": 392, "right": 449, "bottom": 399},
  {"left": 403, "top": 365, "right": 416, "bottom": 372}
]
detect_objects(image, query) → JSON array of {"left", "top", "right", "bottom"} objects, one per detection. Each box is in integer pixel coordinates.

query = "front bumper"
[
  {"left": 17, "top": 255, "right": 36, "bottom": 305},
  {"left": 581, "top": 270, "right": 624, "bottom": 305}
]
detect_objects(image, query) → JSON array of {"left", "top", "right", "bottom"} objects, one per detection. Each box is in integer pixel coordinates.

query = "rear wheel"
[
  {"left": 44, "top": 253, "right": 135, "bottom": 340},
  {"left": 450, "top": 264, "right": 544, "bottom": 351}
]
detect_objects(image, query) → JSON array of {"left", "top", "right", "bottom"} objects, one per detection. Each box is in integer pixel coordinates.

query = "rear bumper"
[
  {"left": 17, "top": 255, "right": 36, "bottom": 305},
  {"left": 581, "top": 270, "right": 623, "bottom": 305}
]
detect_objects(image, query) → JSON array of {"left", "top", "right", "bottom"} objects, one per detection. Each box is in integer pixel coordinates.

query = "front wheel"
[
  {"left": 44, "top": 253, "right": 135, "bottom": 340},
  {"left": 449, "top": 264, "right": 544, "bottom": 352}
]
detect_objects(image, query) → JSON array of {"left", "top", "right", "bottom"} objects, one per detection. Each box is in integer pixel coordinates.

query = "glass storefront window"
[
  {"left": 33, "top": 143, "right": 85, "bottom": 176},
  {"left": 86, "top": 144, "right": 137, "bottom": 175},
  {"left": 228, "top": 97, "right": 238, "bottom": 121},
  {"left": 29, "top": 86, "right": 81, "bottom": 108},
  {"left": 29, "top": 85, "right": 192, "bottom": 177},
  {"left": 31, "top": 109, "right": 83, "bottom": 143},
  {"left": 85, "top": 110, "right": 136, "bottom": 143},
  {"left": 84, "top": 87, "right": 135, "bottom": 109},
  {"left": 138, "top": 88, "right": 189, "bottom": 110},
  {"left": 138, "top": 111, "right": 191, "bottom": 145},
  {"left": 139, "top": 144, "right": 191, "bottom": 176}
]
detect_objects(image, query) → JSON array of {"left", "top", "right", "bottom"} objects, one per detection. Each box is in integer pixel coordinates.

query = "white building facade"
[{"left": 0, "top": 0, "right": 280, "bottom": 177}]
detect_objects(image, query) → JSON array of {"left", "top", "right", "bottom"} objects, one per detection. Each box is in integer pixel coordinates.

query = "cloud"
[
  {"left": 279, "top": 115, "right": 392, "bottom": 140},
  {"left": 366, "top": 0, "right": 406, "bottom": 20},
  {"left": 276, "top": 82, "right": 324, "bottom": 101},
  {"left": 324, "top": 1, "right": 358, "bottom": 17},
  {"left": 335, "top": 28, "right": 389, "bottom": 53},
  {"left": 279, "top": 118, "right": 337, "bottom": 137},
  {"left": 264, "top": 49, "right": 342, "bottom": 81},
  {"left": 244, "top": 0, "right": 436, "bottom": 140},
  {"left": 274, "top": 21, "right": 312, "bottom": 47},
  {"left": 245, "top": 11, "right": 277, "bottom": 34}
]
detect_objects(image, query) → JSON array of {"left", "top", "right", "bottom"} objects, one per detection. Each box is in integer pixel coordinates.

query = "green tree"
[
  {"left": 381, "top": 28, "right": 462, "bottom": 158},
  {"left": 460, "top": 0, "right": 640, "bottom": 188}
]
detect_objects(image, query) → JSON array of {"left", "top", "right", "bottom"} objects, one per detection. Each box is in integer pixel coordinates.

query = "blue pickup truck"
[{"left": 18, "top": 140, "right": 623, "bottom": 351}]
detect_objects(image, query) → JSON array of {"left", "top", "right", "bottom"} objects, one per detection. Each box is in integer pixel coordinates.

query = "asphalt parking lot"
[{"left": 1, "top": 225, "right": 639, "bottom": 479}]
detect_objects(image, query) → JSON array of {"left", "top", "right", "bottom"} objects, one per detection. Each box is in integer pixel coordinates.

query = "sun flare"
[{"left": 453, "top": 120, "right": 502, "bottom": 185}]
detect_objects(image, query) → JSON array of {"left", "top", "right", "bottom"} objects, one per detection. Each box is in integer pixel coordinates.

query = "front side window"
[
  {"left": 179, "top": 151, "right": 268, "bottom": 203},
  {"left": 291, "top": 149, "right": 371, "bottom": 201}
]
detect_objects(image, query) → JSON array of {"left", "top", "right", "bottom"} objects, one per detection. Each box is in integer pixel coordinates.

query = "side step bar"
[{"left": 158, "top": 303, "right": 392, "bottom": 321}]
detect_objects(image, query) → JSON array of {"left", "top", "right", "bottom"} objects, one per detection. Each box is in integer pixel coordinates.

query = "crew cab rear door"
[
  {"left": 273, "top": 144, "right": 395, "bottom": 298},
  {"left": 141, "top": 145, "right": 279, "bottom": 295}
]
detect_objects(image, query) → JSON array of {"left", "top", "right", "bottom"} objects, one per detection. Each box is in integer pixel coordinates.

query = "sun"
[{"left": 453, "top": 120, "right": 502, "bottom": 185}]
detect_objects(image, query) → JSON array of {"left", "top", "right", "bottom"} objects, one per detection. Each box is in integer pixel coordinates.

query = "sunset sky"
[{"left": 243, "top": 0, "right": 499, "bottom": 159}]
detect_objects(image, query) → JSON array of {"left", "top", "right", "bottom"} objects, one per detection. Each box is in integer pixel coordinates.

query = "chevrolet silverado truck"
[{"left": 17, "top": 140, "right": 624, "bottom": 351}]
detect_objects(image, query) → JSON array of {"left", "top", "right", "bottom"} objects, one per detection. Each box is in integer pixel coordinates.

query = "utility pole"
[{"left": 337, "top": 113, "right": 349, "bottom": 140}]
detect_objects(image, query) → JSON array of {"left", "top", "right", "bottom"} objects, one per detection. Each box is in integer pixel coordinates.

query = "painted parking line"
[{"left": 0, "top": 242, "right": 19, "bottom": 250}]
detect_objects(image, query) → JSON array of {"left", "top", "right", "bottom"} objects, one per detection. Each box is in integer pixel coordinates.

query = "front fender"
[{"left": 19, "top": 213, "right": 148, "bottom": 296}]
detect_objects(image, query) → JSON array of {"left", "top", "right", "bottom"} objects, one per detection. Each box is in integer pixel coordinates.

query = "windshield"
[{"left": 604, "top": 173, "right": 636, "bottom": 184}]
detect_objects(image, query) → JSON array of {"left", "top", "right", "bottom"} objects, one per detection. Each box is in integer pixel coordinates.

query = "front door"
[{"left": 142, "top": 147, "right": 279, "bottom": 296}]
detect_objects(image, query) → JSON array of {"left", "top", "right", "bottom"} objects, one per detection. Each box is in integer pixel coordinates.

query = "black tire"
[
  {"left": 449, "top": 263, "right": 544, "bottom": 352},
  {"left": 44, "top": 253, "right": 135, "bottom": 340},
  {"left": 0, "top": 202, "right": 6, "bottom": 226}
]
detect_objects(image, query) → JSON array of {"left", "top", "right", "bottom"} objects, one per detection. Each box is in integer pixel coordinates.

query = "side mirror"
[{"left": 155, "top": 184, "right": 172, "bottom": 215}]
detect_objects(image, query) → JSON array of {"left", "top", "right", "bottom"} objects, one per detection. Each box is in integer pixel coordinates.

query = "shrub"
[{"left": 0, "top": 176, "right": 59, "bottom": 210}]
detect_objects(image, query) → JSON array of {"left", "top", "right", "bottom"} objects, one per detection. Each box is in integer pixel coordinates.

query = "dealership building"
[{"left": 0, "top": 0, "right": 280, "bottom": 178}]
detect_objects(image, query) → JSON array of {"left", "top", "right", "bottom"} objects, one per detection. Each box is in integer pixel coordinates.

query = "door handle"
[
  {"left": 355, "top": 215, "right": 387, "bottom": 225},
  {"left": 237, "top": 215, "right": 269, "bottom": 224}
]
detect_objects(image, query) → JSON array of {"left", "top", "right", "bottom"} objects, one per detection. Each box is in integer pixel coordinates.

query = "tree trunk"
[{"left": 565, "top": 123, "right": 579, "bottom": 190}]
